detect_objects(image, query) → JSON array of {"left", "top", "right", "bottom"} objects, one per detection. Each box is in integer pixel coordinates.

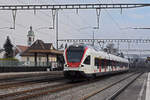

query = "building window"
[
  {"left": 27, "top": 57, "right": 29, "bottom": 62},
  {"left": 39, "top": 57, "right": 41, "bottom": 62},
  {"left": 29, "top": 37, "right": 31, "bottom": 41}
]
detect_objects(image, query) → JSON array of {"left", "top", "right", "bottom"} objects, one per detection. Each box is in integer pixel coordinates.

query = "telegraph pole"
[{"left": 56, "top": 10, "right": 58, "bottom": 50}]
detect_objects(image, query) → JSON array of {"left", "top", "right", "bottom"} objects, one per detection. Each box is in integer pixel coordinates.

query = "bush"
[
  {"left": 0, "top": 58, "right": 19, "bottom": 61},
  {"left": 0, "top": 58, "right": 19, "bottom": 66}
]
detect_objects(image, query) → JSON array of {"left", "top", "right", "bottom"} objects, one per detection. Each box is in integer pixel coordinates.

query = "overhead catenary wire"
[
  {"left": 18, "top": 0, "right": 86, "bottom": 36},
  {"left": 97, "top": 0, "right": 122, "bottom": 30},
  {"left": 0, "top": 0, "right": 149, "bottom": 46},
  {"left": 37, "top": 0, "right": 96, "bottom": 36}
]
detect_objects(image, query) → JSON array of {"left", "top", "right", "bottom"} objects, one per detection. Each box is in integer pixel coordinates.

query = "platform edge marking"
[
  {"left": 146, "top": 72, "right": 150, "bottom": 100},
  {"left": 137, "top": 73, "right": 146, "bottom": 100}
]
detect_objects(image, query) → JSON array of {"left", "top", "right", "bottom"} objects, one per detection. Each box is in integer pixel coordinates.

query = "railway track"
[
  {"left": 0, "top": 78, "right": 94, "bottom": 100},
  {"left": 0, "top": 82, "right": 68, "bottom": 100},
  {"left": 0, "top": 71, "right": 63, "bottom": 84},
  {"left": 80, "top": 72, "right": 143, "bottom": 100},
  {"left": 105, "top": 73, "right": 143, "bottom": 100},
  {"left": 0, "top": 75, "right": 64, "bottom": 89},
  {"left": 0, "top": 72, "right": 135, "bottom": 100}
]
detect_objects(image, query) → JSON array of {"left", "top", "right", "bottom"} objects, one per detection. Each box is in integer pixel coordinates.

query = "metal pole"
[
  {"left": 117, "top": 41, "right": 120, "bottom": 52},
  {"left": 56, "top": 10, "right": 58, "bottom": 50},
  {"left": 127, "top": 42, "right": 130, "bottom": 59},
  {"left": 93, "top": 31, "right": 94, "bottom": 46}
]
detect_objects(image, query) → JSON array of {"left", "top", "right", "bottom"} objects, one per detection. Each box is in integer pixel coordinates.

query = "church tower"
[{"left": 27, "top": 26, "right": 35, "bottom": 46}]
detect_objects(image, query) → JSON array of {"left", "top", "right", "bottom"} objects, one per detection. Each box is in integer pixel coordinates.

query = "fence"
[{"left": 0, "top": 60, "right": 63, "bottom": 71}]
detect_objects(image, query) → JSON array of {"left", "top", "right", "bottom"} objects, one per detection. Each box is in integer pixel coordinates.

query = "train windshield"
[{"left": 66, "top": 46, "right": 85, "bottom": 63}]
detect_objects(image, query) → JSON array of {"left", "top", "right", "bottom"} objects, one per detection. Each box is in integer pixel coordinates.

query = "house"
[{"left": 15, "top": 45, "right": 29, "bottom": 61}]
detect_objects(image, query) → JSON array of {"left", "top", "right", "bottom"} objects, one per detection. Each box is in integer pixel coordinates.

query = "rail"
[{"left": 80, "top": 73, "right": 142, "bottom": 100}]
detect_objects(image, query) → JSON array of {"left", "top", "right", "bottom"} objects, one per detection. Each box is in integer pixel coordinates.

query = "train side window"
[
  {"left": 107, "top": 60, "right": 111, "bottom": 66},
  {"left": 94, "top": 58, "right": 99, "bottom": 66},
  {"left": 110, "top": 60, "right": 113, "bottom": 66},
  {"left": 101, "top": 59, "right": 105, "bottom": 68},
  {"left": 106, "top": 60, "right": 108, "bottom": 66},
  {"left": 84, "top": 56, "right": 90, "bottom": 65}
]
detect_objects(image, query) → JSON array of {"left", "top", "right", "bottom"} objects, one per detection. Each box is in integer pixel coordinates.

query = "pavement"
[{"left": 115, "top": 72, "right": 149, "bottom": 100}]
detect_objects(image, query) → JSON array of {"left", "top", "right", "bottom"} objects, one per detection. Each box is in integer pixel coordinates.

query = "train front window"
[{"left": 66, "top": 46, "right": 85, "bottom": 63}]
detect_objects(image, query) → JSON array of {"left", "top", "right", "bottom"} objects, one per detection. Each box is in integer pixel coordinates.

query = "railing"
[{"left": 0, "top": 60, "right": 64, "bottom": 72}]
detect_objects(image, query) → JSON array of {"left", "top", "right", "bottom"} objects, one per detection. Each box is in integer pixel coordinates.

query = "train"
[{"left": 63, "top": 44, "right": 129, "bottom": 80}]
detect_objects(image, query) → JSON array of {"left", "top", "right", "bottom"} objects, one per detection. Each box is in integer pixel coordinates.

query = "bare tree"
[{"left": 104, "top": 43, "right": 118, "bottom": 55}]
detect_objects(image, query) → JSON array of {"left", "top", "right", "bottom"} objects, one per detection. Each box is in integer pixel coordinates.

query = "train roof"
[
  {"left": 68, "top": 44, "right": 129, "bottom": 63},
  {"left": 86, "top": 45, "right": 129, "bottom": 63}
]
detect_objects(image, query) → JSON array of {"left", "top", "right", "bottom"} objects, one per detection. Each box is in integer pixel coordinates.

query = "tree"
[
  {"left": 120, "top": 52, "right": 124, "bottom": 58},
  {"left": 104, "top": 43, "right": 118, "bottom": 55},
  {"left": 3, "top": 36, "right": 14, "bottom": 58}
]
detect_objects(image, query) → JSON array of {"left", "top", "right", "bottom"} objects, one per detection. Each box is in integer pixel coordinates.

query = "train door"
[
  {"left": 94, "top": 58, "right": 101, "bottom": 72},
  {"left": 99, "top": 59, "right": 106, "bottom": 72},
  {"left": 83, "top": 55, "right": 91, "bottom": 73},
  {"left": 108, "top": 60, "right": 111, "bottom": 72},
  {"left": 111, "top": 61, "right": 114, "bottom": 71},
  {"left": 113, "top": 61, "right": 116, "bottom": 71},
  {"left": 114, "top": 61, "right": 116, "bottom": 71},
  {"left": 99, "top": 59, "right": 101, "bottom": 72},
  {"left": 114, "top": 61, "right": 117, "bottom": 71},
  {"left": 101, "top": 59, "right": 105, "bottom": 72},
  {"left": 104, "top": 59, "right": 107, "bottom": 72}
]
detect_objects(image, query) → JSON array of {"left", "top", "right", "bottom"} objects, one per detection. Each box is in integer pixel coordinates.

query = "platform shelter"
[{"left": 21, "top": 40, "right": 63, "bottom": 67}]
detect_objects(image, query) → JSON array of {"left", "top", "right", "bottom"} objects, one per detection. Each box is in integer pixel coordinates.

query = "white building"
[{"left": 0, "top": 49, "right": 5, "bottom": 58}]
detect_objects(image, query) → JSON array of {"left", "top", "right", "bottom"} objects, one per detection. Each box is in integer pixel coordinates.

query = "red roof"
[
  {"left": 16, "top": 45, "right": 28, "bottom": 52},
  {"left": 21, "top": 40, "right": 63, "bottom": 56}
]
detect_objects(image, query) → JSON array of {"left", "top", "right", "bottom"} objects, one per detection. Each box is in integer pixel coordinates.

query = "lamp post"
[
  {"left": 34, "top": 26, "right": 54, "bottom": 46},
  {"left": 35, "top": 27, "right": 54, "bottom": 31},
  {"left": 78, "top": 26, "right": 98, "bottom": 46},
  {"left": 0, "top": 27, "right": 14, "bottom": 30}
]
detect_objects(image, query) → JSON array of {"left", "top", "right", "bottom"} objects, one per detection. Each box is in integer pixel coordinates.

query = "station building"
[
  {"left": 20, "top": 39, "right": 63, "bottom": 67},
  {"left": 19, "top": 26, "right": 63, "bottom": 67}
]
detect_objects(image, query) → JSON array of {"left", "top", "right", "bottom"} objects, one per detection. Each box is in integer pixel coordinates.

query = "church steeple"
[{"left": 27, "top": 26, "right": 35, "bottom": 46}]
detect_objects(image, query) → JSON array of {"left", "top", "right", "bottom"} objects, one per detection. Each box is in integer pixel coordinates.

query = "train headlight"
[{"left": 65, "top": 64, "right": 68, "bottom": 67}]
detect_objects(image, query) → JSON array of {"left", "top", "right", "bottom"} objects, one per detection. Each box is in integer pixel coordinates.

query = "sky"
[{"left": 0, "top": 0, "right": 150, "bottom": 55}]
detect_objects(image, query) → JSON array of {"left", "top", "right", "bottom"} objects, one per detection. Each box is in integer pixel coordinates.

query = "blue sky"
[{"left": 0, "top": 0, "right": 150, "bottom": 54}]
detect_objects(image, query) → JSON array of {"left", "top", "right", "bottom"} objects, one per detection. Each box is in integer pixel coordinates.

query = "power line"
[{"left": 97, "top": 0, "right": 129, "bottom": 34}]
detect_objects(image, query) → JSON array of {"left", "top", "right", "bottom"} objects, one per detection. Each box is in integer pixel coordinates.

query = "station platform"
[
  {"left": 115, "top": 72, "right": 150, "bottom": 100},
  {"left": 0, "top": 71, "right": 63, "bottom": 80}
]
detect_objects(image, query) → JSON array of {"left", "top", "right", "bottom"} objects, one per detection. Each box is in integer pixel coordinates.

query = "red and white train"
[{"left": 63, "top": 44, "right": 129, "bottom": 80}]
